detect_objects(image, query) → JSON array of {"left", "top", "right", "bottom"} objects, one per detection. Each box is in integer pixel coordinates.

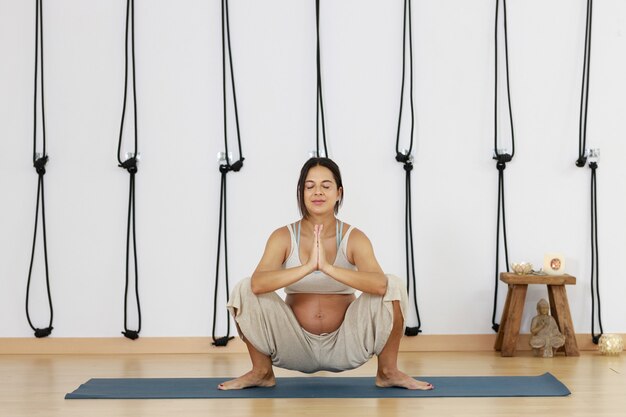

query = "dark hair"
[{"left": 297, "top": 157, "right": 343, "bottom": 218}]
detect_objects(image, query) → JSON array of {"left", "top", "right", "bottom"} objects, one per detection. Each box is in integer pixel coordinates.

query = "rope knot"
[
  {"left": 230, "top": 158, "right": 244, "bottom": 172},
  {"left": 396, "top": 152, "right": 414, "bottom": 172},
  {"left": 404, "top": 326, "right": 422, "bottom": 337},
  {"left": 589, "top": 161, "right": 598, "bottom": 170},
  {"left": 212, "top": 336, "right": 234, "bottom": 347},
  {"left": 34, "top": 155, "right": 48, "bottom": 175},
  {"left": 219, "top": 158, "right": 245, "bottom": 174},
  {"left": 34, "top": 327, "right": 53, "bottom": 338},
  {"left": 119, "top": 157, "right": 138, "bottom": 174},
  {"left": 395, "top": 151, "right": 411, "bottom": 164},
  {"left": 493, "top": 153, "right": 512, "bottom": 168},
  {"left": 494, "top": 152, "right": 512, "bottom": 171},
  {"left": 576, "top": 156, "right": 588, "bottom": 168},
  {"left": 122, "top": 330, "right": 139, "bottom": 340}
]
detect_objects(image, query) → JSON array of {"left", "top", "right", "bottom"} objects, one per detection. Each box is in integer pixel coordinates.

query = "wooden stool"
[{"left": 494, "top": 273, "right": 579, "bottom": 357}]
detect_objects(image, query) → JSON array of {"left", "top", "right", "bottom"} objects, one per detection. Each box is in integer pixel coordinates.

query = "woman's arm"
[
  {"left": 250, "top": 227, "right": 317, "bottom": 294},
  {"left": 320, "top": 227, "right": 388, "bottom": 295}
]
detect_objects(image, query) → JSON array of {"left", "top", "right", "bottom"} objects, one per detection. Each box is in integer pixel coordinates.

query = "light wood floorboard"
[{"left": 0, "top": 351, "right": 624, "bottom": 417}]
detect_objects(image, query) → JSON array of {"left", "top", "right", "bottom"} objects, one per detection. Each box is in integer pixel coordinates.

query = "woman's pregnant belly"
[{"left": 286, "top": 293, "right": 356, "bottom": 335}]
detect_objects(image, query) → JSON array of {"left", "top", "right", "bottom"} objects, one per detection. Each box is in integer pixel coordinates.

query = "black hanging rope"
[
  {"left": 212, "top": 0, "right": 244, "bottom": 347},
  {"left": 490, "top": 0, "right": 516, "bottom": 333},
  {"left": 117, "top": 0, "right": 141, "bottom": 340},
  {"left": 25, "top": 0, "right": 53, "bottom": 339},
  {"left": 576, "top": 0, "right": 603, "bottom": 344},
  {"left": 589, "top": 162, "right": 603, "bottom": 343},
  {"left": 394, "top": 0, "right": 421, "bottom": 336},
  {"left": 315, "top": 0, "right": 328, "bottom": 158},
  {"left": 576, "top": 0, "right": 593, "bottom": 168},
  {"left": 493, "top": 0, "right": 515, "bottom": 162},
  {"left": 395, "top": 0, "right": 415, "bottom": 159}
]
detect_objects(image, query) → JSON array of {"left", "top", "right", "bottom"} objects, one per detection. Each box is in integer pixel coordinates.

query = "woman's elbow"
[
  {"left": 250, "top": 275, "right": 271, "bottom": 295},
  {"left": 375, "top": 280, "right": 388, "bottom": 296},
  {"left": 250, "top": 281, "right": 266, "bottom": 295},
  {"left": 250, "top": 277, "right": 263, "bottom": 295}
]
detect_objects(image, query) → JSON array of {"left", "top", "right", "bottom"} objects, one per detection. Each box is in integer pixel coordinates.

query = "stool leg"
[
  {"left": 548, "top": 285, "right": 580, "bottom": 356},
  {"left": 547, "top": 288, "right": 565, "bottom": 353},
  {"left": 501, "top": 284, "right": 528, "bottom": 357},
  {"left": 494, "top": 285, "right": 513, "bottom": 351}
]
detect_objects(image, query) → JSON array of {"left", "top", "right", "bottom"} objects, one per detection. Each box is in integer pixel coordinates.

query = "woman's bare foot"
[
  {"left": 376, "top": 369, "right": 433, "bottom": 390},
  {"left": 218, "top": 368, "right": 276, "bottom": 390}
]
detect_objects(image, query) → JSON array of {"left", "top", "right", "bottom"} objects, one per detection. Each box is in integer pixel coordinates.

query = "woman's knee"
[
  {"left": 385, "top": 274, "right": 404, "bottom": 291},
  {"left": 231, "top": 277, "right": 282, "bottom": 311},
  {"left": 384, "top": 275, "right": 408, "bottom": 323},
  {"left": 227, "top": 277, "right": 253, "bottom": 318},
  {"left": 234, "top": 277, "right": 253, "bottom": 293}
]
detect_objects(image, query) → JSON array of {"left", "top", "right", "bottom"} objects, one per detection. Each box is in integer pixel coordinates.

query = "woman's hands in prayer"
[
  {"left": 305, "top": 224, "right": 320, "bottom": 273},
  {"left": 306, "top": 224, "right": 330, "bottom": 274}
]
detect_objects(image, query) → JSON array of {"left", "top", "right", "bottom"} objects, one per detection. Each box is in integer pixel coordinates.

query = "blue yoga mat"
[{"left": 65, "top": 372, "right": 569, "bottom": 399}]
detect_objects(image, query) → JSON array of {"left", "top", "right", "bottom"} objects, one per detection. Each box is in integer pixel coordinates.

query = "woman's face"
[{"left": 303, "top": 165, "right": 342, "bottom": 217}]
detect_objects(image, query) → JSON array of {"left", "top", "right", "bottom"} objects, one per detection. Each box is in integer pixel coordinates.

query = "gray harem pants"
[{"left": 227, "top": 274, "right": 407, "bottom": 373}]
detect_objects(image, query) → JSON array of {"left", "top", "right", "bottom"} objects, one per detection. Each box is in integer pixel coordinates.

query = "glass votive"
[
  {"left": 511, "top": 262, "right": 532, "bottom": 275},
  {"left": 598, "top": 334, "right": 623, "bottom": 356}
]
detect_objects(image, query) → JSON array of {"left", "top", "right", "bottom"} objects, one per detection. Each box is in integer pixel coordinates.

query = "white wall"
[{"left": 0, "top": 0, "right": 624, "bottom": 338}]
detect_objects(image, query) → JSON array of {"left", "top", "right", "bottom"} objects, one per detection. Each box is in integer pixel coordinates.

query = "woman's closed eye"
[{"left": 305, "top": 180, "right": 334, "bottom": 190}]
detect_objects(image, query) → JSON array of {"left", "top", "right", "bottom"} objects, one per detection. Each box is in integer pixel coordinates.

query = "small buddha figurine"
[{"left": 529, "top": 299, "right": 565, "bottom": 357}]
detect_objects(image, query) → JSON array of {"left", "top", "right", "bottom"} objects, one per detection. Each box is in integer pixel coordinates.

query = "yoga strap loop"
[
  {"left": 492, "top": 0, "right": 515, "bottom": 162},
  {"left": 490, "top": 0, "right": 516, "bottom": 333},
  {"left": 576, "top": 1, "right": 603, "bottom": 344},
  {"left": 402, "top": 160, "right": 421, "bottom": 337},
  {"left": 491, "top": 159, "right": 510, "bottom": 333},
  {"left": 589, "top": 162, "right": 603, "bottom": 344},
  {"left": 26, "top": 162, "right": 54, "bottom": 339},
  {"left": 212, "top": 0, "right": 244, "bottom": 347},
  {"left": 577, "top": 0, "right": 593, "bottom": 167},
  {"left": 25, "top": 0, "right": 54, "bottom": 338},
  {"left": 395, "top": 0, "right": 421, "bottom": 336},
  {"left": 212, "top": 170, "right": 235, "bottom": 347},
  {"left": 315, "top": 0, "right": 328, "bottom": 158},
  {"left": 120, "top": 164, "right": 140, "bottom": 340},
  {"left": 118, "top": 0, "right": 141, "bottom": 340}
]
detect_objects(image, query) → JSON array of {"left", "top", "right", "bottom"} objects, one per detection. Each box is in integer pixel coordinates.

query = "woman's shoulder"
[
  {"left": 262, "top": 225, "right": 293, "bottom": 262},
  {"left": 342, "top": 224, "right": 380, "bottom": 267},
  {"left": 344, "top": 224, "right": 374, "bottom": 254},
  {"left": 344, "top": 224, "right": 368, "bottom": 242},
  {"left": 268, "top": 225, "right": 292, "bottom": 242}
]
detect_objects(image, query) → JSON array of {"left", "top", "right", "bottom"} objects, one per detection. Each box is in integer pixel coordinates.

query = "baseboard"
[{"left": 0, "top": 333, "right": 613, "bottom": 355}]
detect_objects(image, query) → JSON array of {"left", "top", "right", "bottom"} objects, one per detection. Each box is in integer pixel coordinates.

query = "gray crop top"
[{"left": 283, "top": 221, "right": 357, "bottom": 295}]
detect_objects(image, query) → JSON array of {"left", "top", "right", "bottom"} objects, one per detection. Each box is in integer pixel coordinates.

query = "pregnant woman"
[{"left": 219, "top": 157, "right": 432, "bottom": 391}]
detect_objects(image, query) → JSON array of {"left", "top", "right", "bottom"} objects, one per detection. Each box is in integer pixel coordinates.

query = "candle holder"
[
  {"left": 543, "top": 253, "right": 565, "bottom": 275},
  {"left": 598, "top": 334, "right": 623, "bottom": 356},
  {"left": 511, "top": 262, "right": 532, "bottom": 275}
]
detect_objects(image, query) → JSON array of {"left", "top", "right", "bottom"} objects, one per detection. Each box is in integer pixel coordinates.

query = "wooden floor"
[{"left": 0, "top": 351, "right": 624, "bottom": 417}]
